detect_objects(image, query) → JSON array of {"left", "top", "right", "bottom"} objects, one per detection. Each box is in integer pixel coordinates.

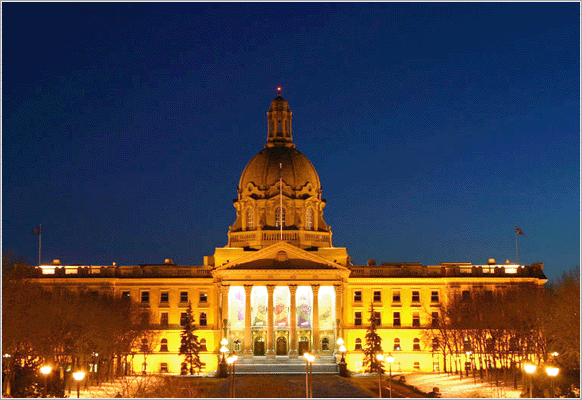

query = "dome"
[{"left": 238, "top": 146, "right": 321, "bottom": 197}]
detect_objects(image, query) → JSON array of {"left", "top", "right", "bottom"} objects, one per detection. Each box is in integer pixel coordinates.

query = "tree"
[
  {"left": 362, "top": 303, "right": 383, "bottom": 374},
  {"left": 179, "top": 302, "right": 202, "bottom": 375}
]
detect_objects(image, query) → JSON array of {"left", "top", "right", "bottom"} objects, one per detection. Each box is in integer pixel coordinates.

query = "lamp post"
[
  {"left": 337, "top": 338, "right": 347, "bottom": 377},
  {"left": 3, "top": 354, "right": 12, "bottom": 396},
  {"left": 524, "top": 363, "right": 536, "bottom": 398},
  {"left": 220, "top": 339, "right": 229, "bottom": 378},
  {"left": 385, "top": 353, "right": 394, "bottom": 398},
  {"left": 226, "top": 353, "right": 238, "bottom": 398},
  {"left": 376, "top": 353, "right": 384, "bottom": 398},
  {"left": 73, "top": 371, "right": 85, "bottom": 399},
  {"left": 545, "top": 366, "right": 559, "bottom": 398},
  {"left": 304, "top": 353, "right": 314, "bottom": 398},
  {"left": 40, "top": 365, "right": 52, "bottom": 398}
]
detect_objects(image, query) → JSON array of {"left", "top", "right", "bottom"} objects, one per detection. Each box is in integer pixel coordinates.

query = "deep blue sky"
[{"left": 3, "top": 3, "right": 579, "bottom": 281}]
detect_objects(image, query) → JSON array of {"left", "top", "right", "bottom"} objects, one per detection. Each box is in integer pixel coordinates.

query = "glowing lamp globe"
[
  {"left": 376, "top": 354, "right": 384, "bottom": 362},
  {"left": 524, "top": 364, "right": 536, "bottom": 374},
  {"left": 386, "top": 354, "right": 395, "bottom": 364},
  {"left": 337, "top": 338, "right": 344, "bottom": 346},
  {"left": 73, "top": 371, "right": 85, "bottom": 381},
  {"left": 40, "top": 366, "right": 52, "bottom": 375},
  {"left": 546, "top": 367, "right": 559, "bottom": 377},
  {"left": 221, "top": 338, "right": 229, "bottom": 346},
  {"left": 339, "top": 345, "right": 347, "bottom": 353},
  {"left": 307, "top": 355, "right": 315, "bottom": 363}
]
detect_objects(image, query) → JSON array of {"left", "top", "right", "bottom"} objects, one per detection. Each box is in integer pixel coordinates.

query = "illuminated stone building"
[{"left": 32, "top": 91, "right": 547, "bottom": 375}]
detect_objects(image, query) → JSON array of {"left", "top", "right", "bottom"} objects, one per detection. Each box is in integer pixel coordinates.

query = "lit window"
[
  {"left": 373, "top": 291, "right": 382, "bottom": 302},
  {"left": 355, "top": 338, "right": 362, "bottom": 350},
  {"left": 354, "top": 312, "right": 362, "bottom": 326},
  {"left": 413, "top": 338, "right": 421, "bottom": 351},
  {"left": 200, "top": 312, "right": 207, "bottom": 327},
  {"left": 412, "top": 312, "right": 420, "bottom": 327},
  {"left": 199, "top": 292, "right": 208, "bottom": 303},
  {"left": 275, "top": 207, "right": 286, "bottom": 228},
  {"left": 160, "top": 339, "right": 168, "bottom": 352},
  {"left": 354, "top": 291, "right": 362, "bottom": 302},
  {"left": 305, "top": 208, "right": 314, "bottom": 231},
  {"left": 393, "top": 338, "right": 401, "bottom": 351},
  {"left": 246, "top": 208, "right": 255, "bottom": 230},
  {"left": 413, "top": 361, "right": 420, "bottom": 370},
  {"left": 160, "top": 362, "right": 168, "bottom": 373},
  {"left": 200, "top": 338, "right": 207, "bottom": 352},
  {"left": 412, "top": 291, "right": 420, "bottom": 303},
  {"left": 122, "top": 291, "right": 130, "bottom": 300},
  {"left": 392, "top": 291, "right": 400, "bottom": 303}
]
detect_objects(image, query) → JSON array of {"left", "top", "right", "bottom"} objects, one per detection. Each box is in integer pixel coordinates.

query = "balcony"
[{"left": 228, "top": 229, "right": 331, "bottom": 248}]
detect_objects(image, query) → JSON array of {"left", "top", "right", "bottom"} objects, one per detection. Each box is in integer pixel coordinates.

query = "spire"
[{"left": 266, "top": 87, "right": 294, "bottom": 147}]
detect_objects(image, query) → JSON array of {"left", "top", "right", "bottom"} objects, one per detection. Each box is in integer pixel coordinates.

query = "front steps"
[{"left": 233, "top": 355, "right": 338, "bottom": 375}]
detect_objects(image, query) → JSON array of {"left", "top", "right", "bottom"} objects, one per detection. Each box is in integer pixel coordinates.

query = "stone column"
[
  {"left": 334, "top": 284, "right": 343, "bottom": 345},
  {"left": 244, "top": 285, "right": 253, "bottom": 358},
  {"left": 289, "top": 285, "right": 298, "bottom": 358},
  {"left": 312, "top": 285, "right": 320, "bottom": 354},
  {"left": 266, "top": 285, "right": 276, "bottom": 358},
  {"left": 220, "top": 285, "right": 229, "bottom": 336}
]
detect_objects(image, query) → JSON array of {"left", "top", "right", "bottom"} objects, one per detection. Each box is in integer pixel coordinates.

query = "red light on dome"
[{"left": 277, "top": 86, "right": 282, "bottom": 91}]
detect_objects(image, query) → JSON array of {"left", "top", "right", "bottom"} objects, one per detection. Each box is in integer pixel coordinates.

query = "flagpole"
[
  {"left": 279, "top": 163, "right": 283, "bottom": 241},
  {"left": 39, "top": 224, "right": 42, "bottom": 266},
  {"left": 515, "top": 229, "right": 518, "bottom": 264}
]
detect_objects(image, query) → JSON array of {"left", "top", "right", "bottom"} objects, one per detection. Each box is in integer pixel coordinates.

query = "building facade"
[{"left": 32, "top": 92, "right": 547, "bottom": 375}]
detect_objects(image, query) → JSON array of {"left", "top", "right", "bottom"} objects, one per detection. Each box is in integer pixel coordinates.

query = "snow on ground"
[{"left": 400, "top": 372, "right": 523, "bottom": 398}]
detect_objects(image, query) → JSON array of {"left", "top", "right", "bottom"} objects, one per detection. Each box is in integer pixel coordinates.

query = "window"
[
  {"left": 246, "top": 208, "right": 255, "bottom": 230},
  {"left": 373, "top": 291, "right": 382, "bottom": 302},
  {"left": 432, "top": 338, "right": 440, "bottom": 352},
  {"left": 141, "top": 291, "right": 150, "bottom": 303},
  {"left": 160, "top": 291, "right": 169, "bottom": 303},
  {"left": 233, "top": 340, "right": 242, "bottom": 352},
  {"left": 122, "top": 291, "right": 130, "bottom": 300},
  {"left": 200, "top": 312, "right": 207, "bottom": 327},
  {"left": 412, "top": 312, "right": 420, "bottom": 327},
  {"left": 374, "top": 311, "right": 382, "bottom": 327},
  {"left": 354, "top": 312, "right": 362, "bottom": 326},
  {"left": 200, "top": 338, "right": 207, "bottom": 352},
  {"left": 275, "top": 207, "right": 286, "bottom": 228},
  {"left": 355, "top": 338, "right": 362, "bottom": 350},
  {"left": 160, "top": 312, "right": 169, "bottom": 327},
  {"left": 431, "top": 312, "right": 439, "bottom": 327},
  {"left": 486, "top": 338, "right": 495, "bottom": 353},
  {"left": 140, "top": 338, "right": 148, "bottom": 352},
  {"left": 485, "top": 290, "right": 493, "bottom": 300},
  {"left": 412, "top": 291, "right": 420, "bottom": 303},
  {"left": 180, "top": 312, "right": 188, "bottom": 327},
  {"left": 431, "top": 291, "right": 439, "bottom": 303},
  {"left": 160, "top": 338, "right": 168, "bottom": 352},
  {"left": 354, "top": 291, "right": 362, "bottom": 302},
  {"left": 393, "top": 312, "right": 401, "bottom": 327},
  {"left": 160, "top": 363, "right": 168, "bottom": 373},
  {"left": 413, "top": 362, "right": 420, "bottom": 370},
  {"left": 180, "top": 291, "right": 188, "bottom": 303},
  {"left": 199, "top": 292, "right": 208, "bottom": 303},
  {"left": 392, "top": 290, "right": 401, "bottom": 303},
  {"left": 321, "top": 337, "right": 330, "bottom": 351},
  {"left": 462, "top": 290, "right": 471, "bottom": 302},
  {"left": 413, "top": 338, "right": 421, "bottom": 351},
  {"left": 393, "top": 338, "right": 401, "bottom": 351},
  {"left": 463, "top": 337, "right": 471, "bottom": 352},
  {"left": 305, "top": 208, "right": 314, "bottom": 231}
]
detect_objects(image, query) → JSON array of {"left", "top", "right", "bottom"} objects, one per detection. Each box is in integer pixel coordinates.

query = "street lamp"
[
  {"left": 546, "top": 366, "right": 559, "bottom": 398},
  {"left": 73, "top": 371, "right": 85, "bottom": 399},
  {"left": 226, "top": 353, "right": 238, "bottom": 398},
  {"left": 40, "top": 365, "right": 52, "bottom": 398},
  {"left": 220, "top": 340, "right": 229, "bottom": 378},
  {"left": 376, "top": 354, "right": 384, "bottom": 398},
  {"left": 524, "top": 363, "right": 536, "bottom": 398},
  {"left": 304, "top": 352, "right": 315, "bottom": 398},
  {"left": 385, "top": 353, "right": 394, "bottom": 398}
]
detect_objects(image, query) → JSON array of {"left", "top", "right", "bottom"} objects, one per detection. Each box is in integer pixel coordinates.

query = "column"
[
  {"left": 289, "top": 285, "right": 298, "bottom": 358},
  {"left": 312, "top": 285, "right": 320, "bottom": 354},
  {"left": 334, "top": 284, "right": 343, "bottom": 344},
  {"left": 266, "top": 285, "right": 276, "bottom": 358},
  {"left": 244, "top": 284, "right": 253, "bottom": 358},
  {"left": 220, "top": 285, "right": 229, "bottom": 336}
]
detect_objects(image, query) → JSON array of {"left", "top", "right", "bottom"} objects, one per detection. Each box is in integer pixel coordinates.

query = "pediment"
[{"left": 214, "top": 242, "right": 349, "bottom": 272}]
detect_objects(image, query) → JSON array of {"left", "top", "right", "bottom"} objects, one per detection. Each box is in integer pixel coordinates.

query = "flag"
[
  {"left": 32, "top": 225, "right": 41, "bottom": 235},
  {"left": 515, "top": 226, "right": 525, "bottom": 236}
]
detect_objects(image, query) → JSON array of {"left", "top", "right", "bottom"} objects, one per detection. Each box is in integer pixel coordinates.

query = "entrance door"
[
  {"left": 254, "top": 337, "right": 265, "bottom": 356},
  {"left": 276, "top": 337, "right": 287, "bottom": 355},
  {"left": 298, "top": 336, "right": 309, "bottom": 355}
]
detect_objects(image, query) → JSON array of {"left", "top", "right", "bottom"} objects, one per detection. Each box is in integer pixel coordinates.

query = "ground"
[{"left": 73, "top": 372, "right": 527, "bottom": 398}]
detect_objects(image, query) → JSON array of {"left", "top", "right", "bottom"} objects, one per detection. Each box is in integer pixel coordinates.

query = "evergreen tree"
[
  {"left": 363, "top": 303, "right": 384, "bottom": 373},
  {"left": 179, "top": 302, "right": 202, "bottom": 375}
]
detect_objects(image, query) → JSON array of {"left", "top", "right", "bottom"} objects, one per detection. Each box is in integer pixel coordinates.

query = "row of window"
[
  {"left": 123, "top": 290, "right": 208, "bottom": 304},
  {"left": 353, "top": 337, "right": 424, "bottom": 351},
  {"left": 142, "top": 338, "right": 209, "bottom": 353},
  {"left": 354, "top": 311, "right": 439, "bottom": 327},
  {"left": 353, "top": 290, "right": 440, "bottom": 304},
  {"left": 159, "top": 312, "right": 207, "bottom": 327},
  {"left": 246, "top": 207, "right": 314, "bottom": 230}
]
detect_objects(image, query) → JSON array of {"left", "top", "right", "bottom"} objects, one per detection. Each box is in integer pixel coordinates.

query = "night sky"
[{"left": 3, "top": 3, "right": 579, "bottom": 281}]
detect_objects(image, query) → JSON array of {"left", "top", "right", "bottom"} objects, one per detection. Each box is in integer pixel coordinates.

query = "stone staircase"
[{"left": 234, "top": 355, "right": 338, "bottom": 375}]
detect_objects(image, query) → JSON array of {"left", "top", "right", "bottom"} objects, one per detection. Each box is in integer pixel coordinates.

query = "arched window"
[
  {"left": 413, "top": 338, "right": 421, "bottom": 351},
  {"left": 277, "top": 120, "right": 282, "bottom": 136},
  {"left": 393, "top": 338, "right": 401, "bottom": 351},
  {"left": 275, "top": 207, "right": 285, "bottom": 228},
  {"left": 200, "top": 338, "right": 207, "bottom": 352},
  {"left": 160, "top": 338, "right": 168, "bottom": 352},
  {"left": 305, "top": 208, "right": 314, "bottom": 231},
  {"left": 355, "top": 338, "right": 362, "bottom": 350},
  {"left": 246, "top": 208, "right": 255, "bottom": 230}
]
